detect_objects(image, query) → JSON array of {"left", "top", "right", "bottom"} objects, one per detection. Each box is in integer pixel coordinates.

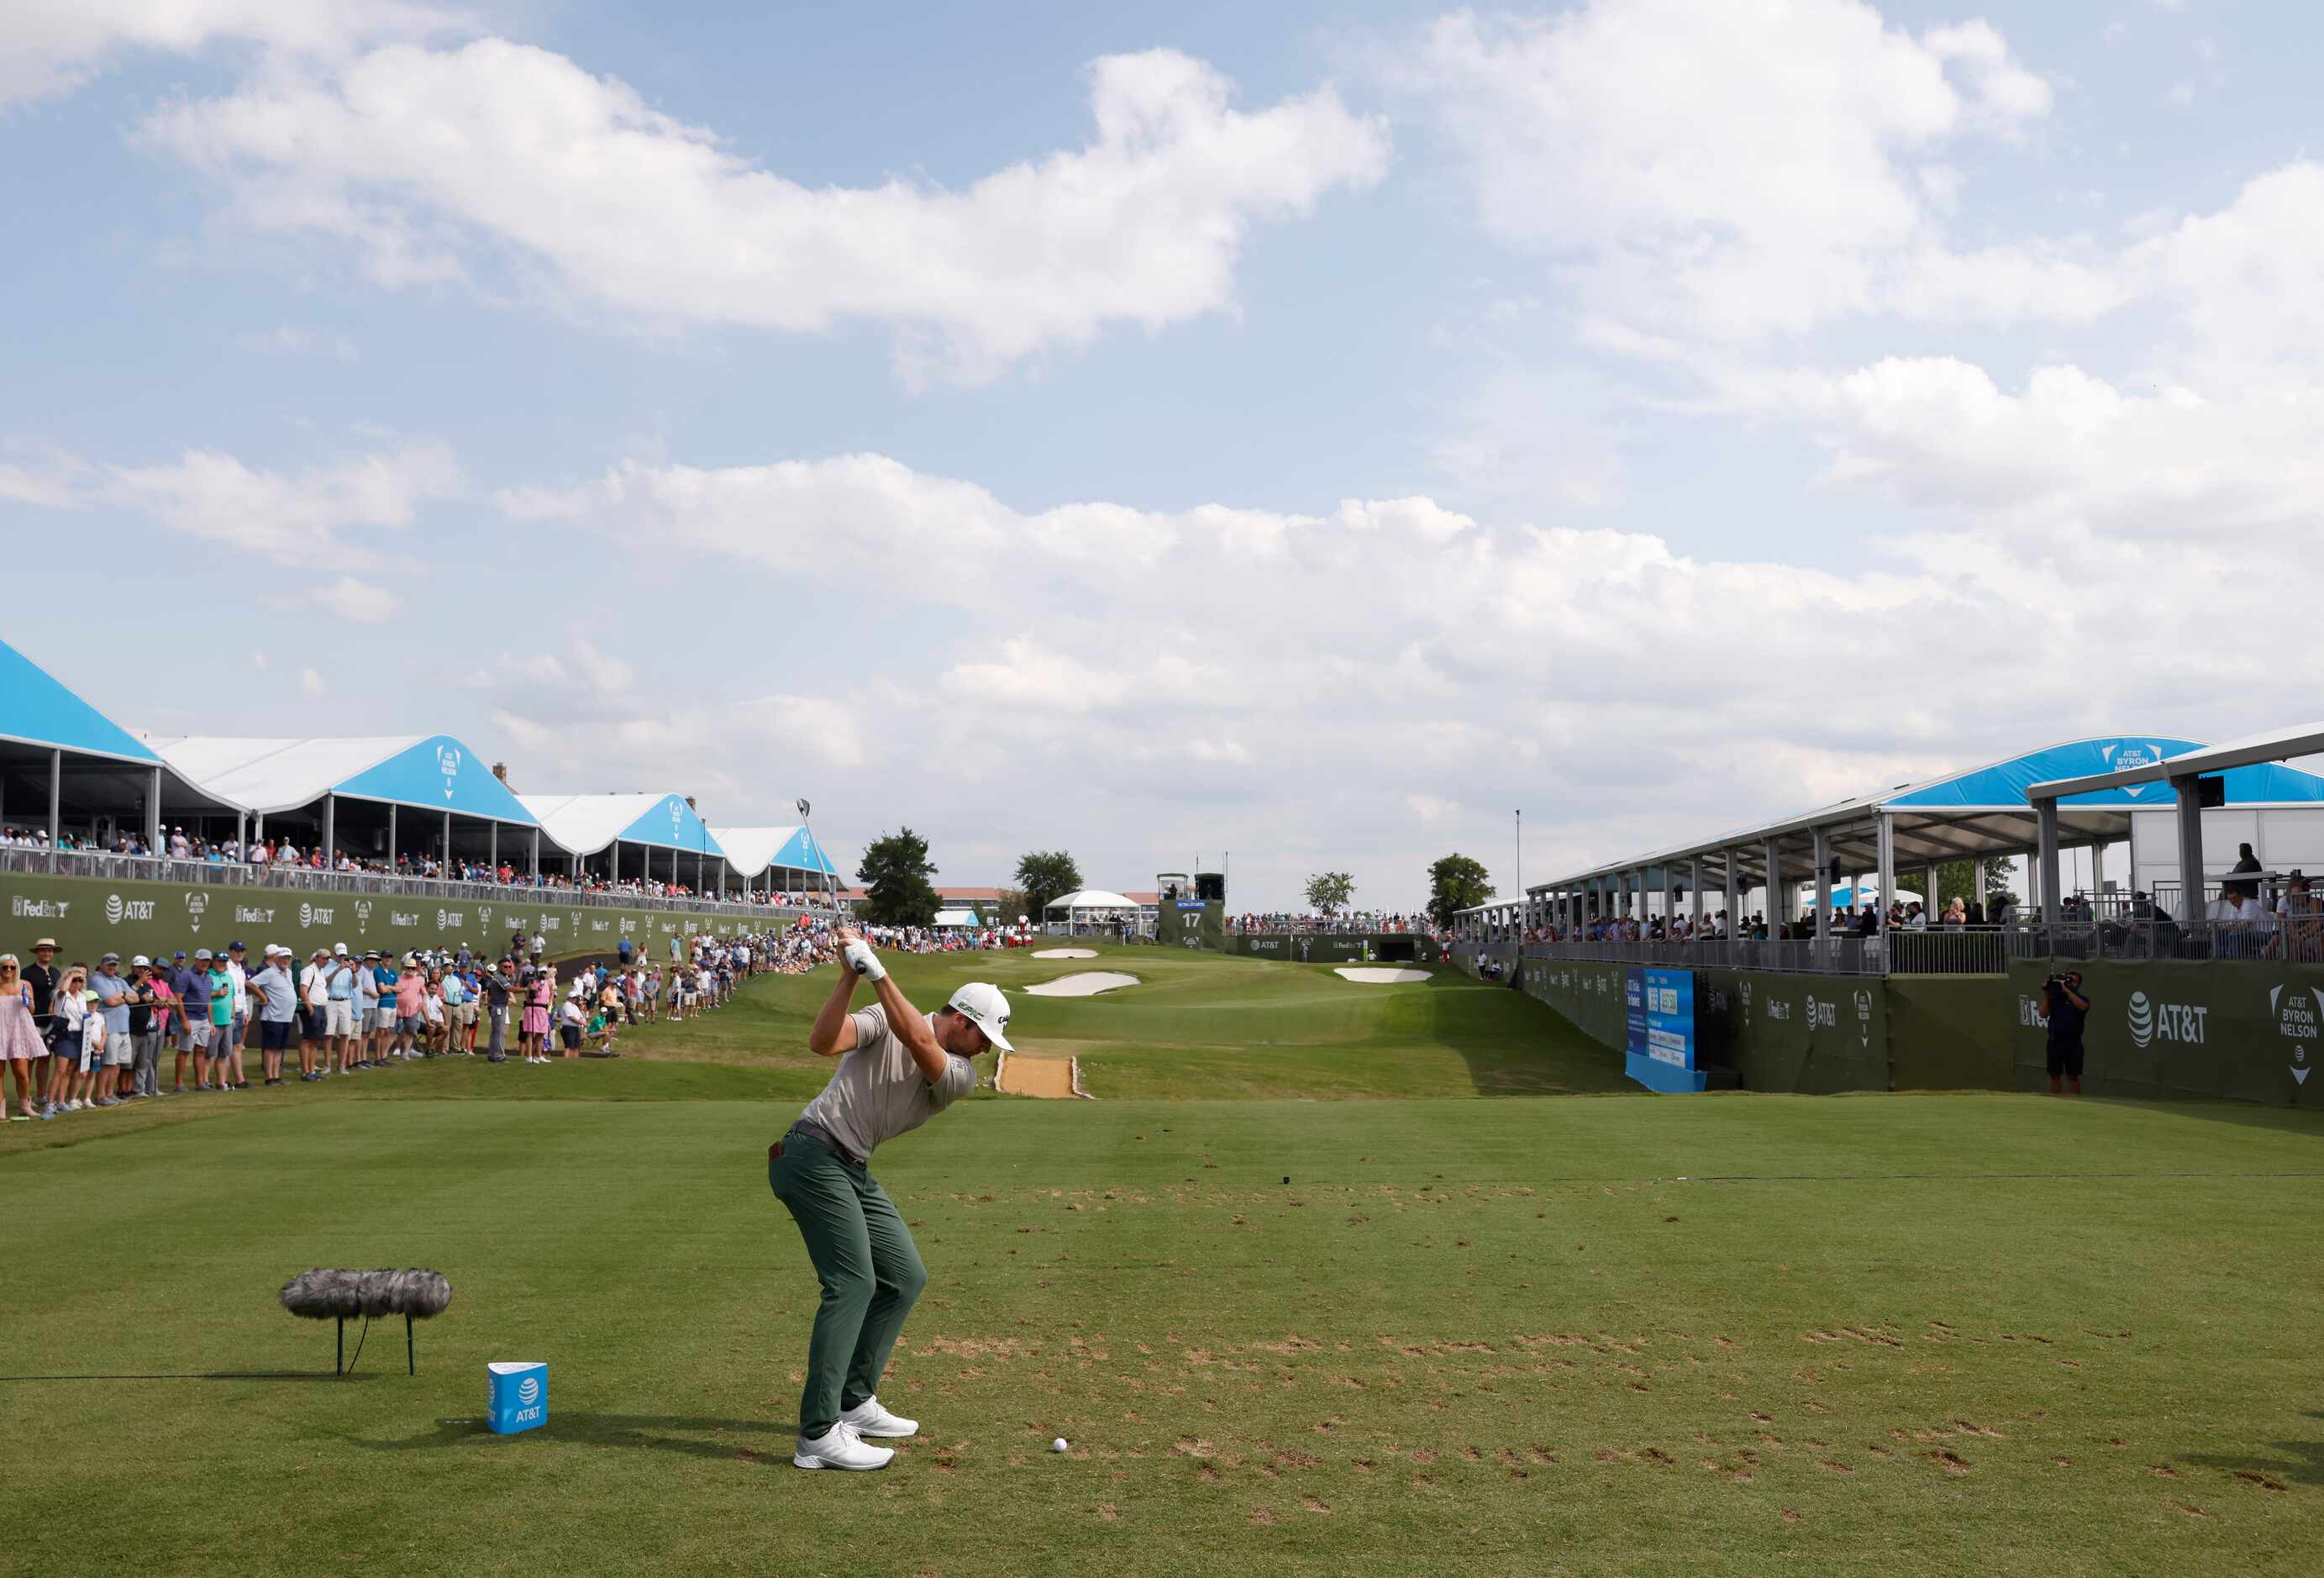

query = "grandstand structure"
[
  {"left": 0, "top": 637, "right": 839, "bottom": 959},
  {"left": 1460, "top": 734, "right": 2324, "bottom": 977},
  {"left": 1449, "top": 730, "right": 2324, "bottom": 1105}
]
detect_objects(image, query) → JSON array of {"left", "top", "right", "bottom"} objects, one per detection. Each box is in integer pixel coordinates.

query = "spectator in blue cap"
[{"left": 171, "top": 950, "right": 211, "bottom": 1094}]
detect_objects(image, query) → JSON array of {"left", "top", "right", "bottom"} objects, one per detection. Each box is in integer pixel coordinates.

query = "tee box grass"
[{"left": 2, "top": 946, "right": 2320, "bottom": 1576}]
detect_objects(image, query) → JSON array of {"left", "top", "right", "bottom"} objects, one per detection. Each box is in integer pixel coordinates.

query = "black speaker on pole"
[{"left": 1195, "top": 871, "right": 1226, "bottom": 902}]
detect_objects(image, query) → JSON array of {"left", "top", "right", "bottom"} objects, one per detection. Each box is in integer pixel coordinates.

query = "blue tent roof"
[
  {"left": 0, "top": 637, "right": 161, "bottom": 765},
  {"left": 618, "top": 793, "right": 725, "bottom": 855},
  {"left": 770, "top": 825, "right": 839, "bottom": 876},
  {"left": 1885, "top": 736, "right": 2324, "bottom": 810},
  {"left": 333, "top": 736, "right": 541, "bottom": 824}
]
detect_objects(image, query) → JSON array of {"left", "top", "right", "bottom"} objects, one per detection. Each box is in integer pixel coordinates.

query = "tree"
[
  {"left": 857, "top": 828, "right": 939, "bottom": 927},
  {"left": 1013, "top": 849, "right": 1083, "bottom": 923},
  {"left": 1305, "top": 871, "right": 1355, "bottom": 917},
  {"left": 1931, "top": 859, "right": 2013, "bottom": 916},
  {"left": 1427, "top": 854, "right": 1495, "bottom": 928},
  {"left": 993, "top": 886, "right": 1030, "bottom": 926}
]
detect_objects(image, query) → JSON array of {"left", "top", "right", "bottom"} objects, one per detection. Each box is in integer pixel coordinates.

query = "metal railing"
[
  {"left": 1512, "top": 935, "right": 1885, "bottom": 976},
  {"left": 0, "top": 844, "right": 839, "bottom": 923}
]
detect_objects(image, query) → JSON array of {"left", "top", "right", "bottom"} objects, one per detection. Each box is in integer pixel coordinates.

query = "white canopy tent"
[
  {"left": 707, "top": 823, "right": 844, "bottom": 901},
  {"left": 1043, "top": 887, "right": 1144, "bottom": 934},
  {"left": 146, "top": 734, "right": 540, "bottom": 874},
  {"left": 519, "top": 792, "right": 728, "bottom": 895}
]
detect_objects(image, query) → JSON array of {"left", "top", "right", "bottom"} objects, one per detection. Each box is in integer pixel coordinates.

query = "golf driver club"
[{"left": 796, "top": 798, "right": 863, "bottom": 972}]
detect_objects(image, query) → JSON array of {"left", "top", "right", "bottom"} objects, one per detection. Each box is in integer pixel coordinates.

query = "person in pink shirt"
[{"left": 392, "top": 959, "right": 429, "bottom": 1060}]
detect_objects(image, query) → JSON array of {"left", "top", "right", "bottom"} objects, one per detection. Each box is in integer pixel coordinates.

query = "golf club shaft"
[{"left": 795, "top": 810, "right": 859, "bottom": 970}]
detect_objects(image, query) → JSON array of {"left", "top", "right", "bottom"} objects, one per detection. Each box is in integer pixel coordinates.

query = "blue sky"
[{"left": 6, "top": 1, "right": 2320, "bottom": 910}]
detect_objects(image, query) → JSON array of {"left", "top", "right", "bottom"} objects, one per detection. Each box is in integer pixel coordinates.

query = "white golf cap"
[{"left": 946, "top": 981, "right": 1012, "bottom": 1051}]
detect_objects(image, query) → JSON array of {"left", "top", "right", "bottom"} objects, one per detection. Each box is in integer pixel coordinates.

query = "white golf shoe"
[
  {"left": 792, "top": 1422, "right": 894, "bottom": 1470},
  {"left": 838, "top": 1396, "right": 920, "bottom": 1439}
]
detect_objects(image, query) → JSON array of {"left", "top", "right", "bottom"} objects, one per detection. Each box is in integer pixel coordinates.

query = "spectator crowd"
[{"left": 0, "top": 926, "right": 799, "bottom": 1123}]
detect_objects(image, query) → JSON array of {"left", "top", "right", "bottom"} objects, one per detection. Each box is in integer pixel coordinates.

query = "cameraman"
[{"left": 2043, "top": 969, "right": 2090, "bottom": 1096}]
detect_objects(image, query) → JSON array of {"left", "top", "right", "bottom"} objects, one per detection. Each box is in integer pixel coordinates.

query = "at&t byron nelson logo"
[
  {"left": 355, "top": 900, "right": 373, "bottom": 934},
  {"left": 182, "top": 892, "right": 209, "bottom": 931},
  {"left": 2271, "top": 983, "right": 2317, "bottom": 1086},
  {"left": 435, "top": 744, "right": 462, "bottom": 801}
]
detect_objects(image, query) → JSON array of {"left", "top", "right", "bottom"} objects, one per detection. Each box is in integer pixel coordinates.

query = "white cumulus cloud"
[{"left": 139, "top": 43, "right": 1389, "bottom": 382}]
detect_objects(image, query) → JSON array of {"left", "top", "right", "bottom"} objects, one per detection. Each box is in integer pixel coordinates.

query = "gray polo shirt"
[
  {"left": 249, "top": 965, "right": 298, "bottom": 1023},
  {"left": 797, "top": 1003, "right": 977, "bottom": 1162}
]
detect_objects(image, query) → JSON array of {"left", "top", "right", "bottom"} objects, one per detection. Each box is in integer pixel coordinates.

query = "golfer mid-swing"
[{"left": 772, "top": 924, "right": 1012, "bottom": 1470}]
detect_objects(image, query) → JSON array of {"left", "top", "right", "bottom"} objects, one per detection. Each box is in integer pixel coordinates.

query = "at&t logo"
[
  {"left": 299, "top": 902, "right": 313, "bottom": 927},
  {"left": 517, "top": 1375, "right": 540, "bottom": 1406},
  {"left": 2127, "top": 990, "right": 2207, "bottom": 1048},
  {"left": 105, "top": 893, "right": 123, "bottom": 924}
]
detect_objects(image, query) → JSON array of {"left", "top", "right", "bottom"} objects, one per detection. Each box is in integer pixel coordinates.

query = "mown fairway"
[{"left": 3, "top": 949, "right": 2321, "bottom": 1576}]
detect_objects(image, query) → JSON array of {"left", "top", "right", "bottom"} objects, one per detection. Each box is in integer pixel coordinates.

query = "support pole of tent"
[
  {"left": 47, "top": 748, "right": 60, "bottom": 872},
  {"left": 1690, "top": 859, "right": 1702, "bottom": 934},
  {"left": 2035, "top": 797, "right": 2061, "bottom": 926},
  {"left": 611, "top": 840, "right": 619, "bottom": 886},
  {"left": 1876, "top": 815, "right": 1896, "bottom": 931},
  {"left": 323, "top": 795, "right": 335, "bottom": 869},
  {"left": 1973, "top": 856, "right": 1986, "bottom": 917},
  {"left": 487, "top": 820, "right": 497, "bottom": 875},
  {"left": 2171, "top": 775, "right": 2206, "bottom": 923},
  {"left": 236, "top": 809, "right": 248, "bottom": 860},
  {"left": 147, "top": 767, "right": 162, "bottom": 855},
  {"left": 387, "top": 805, "right": 398, "bottom": 871},
  {"left": 1764, "top": 840, "right": 1782, "bottom": 935},
  {"left": 1812, "top": 827, "right": 1831, "bottom": 942},
  {"left": 443, "top": 810, "right": 451, "bottom": 874},
  {"left": 528, "top": 827, "right": 539, "bottom": 881},
  {"left": 1924, "top": 864, "right": 1941, "bottom": 920}
]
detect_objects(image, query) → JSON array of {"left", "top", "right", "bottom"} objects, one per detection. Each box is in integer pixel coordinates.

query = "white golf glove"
[{"left": 844, "top": 939, "right": 886, "bottom": 982}]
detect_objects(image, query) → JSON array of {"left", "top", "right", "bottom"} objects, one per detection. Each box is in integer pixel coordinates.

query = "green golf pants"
[{"left": 769, "top": 1130, "right": 928, "bottom": 1438}]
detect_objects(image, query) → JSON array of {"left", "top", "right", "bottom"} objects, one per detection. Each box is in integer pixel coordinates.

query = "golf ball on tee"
[{"left": 1052, "top": 1437, "right": 1069, "bottom": 1453}]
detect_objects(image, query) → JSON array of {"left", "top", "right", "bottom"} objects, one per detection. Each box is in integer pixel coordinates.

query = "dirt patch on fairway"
[
  {"left": 1032, "top": 948, "right": 1098, "bottom": 959},
  {"left": 1023, "top": 971, "right": 1140, "bottom": 997},
  {"left": 996, "top": 1054, "right": 1086, "bottom": 1099}
]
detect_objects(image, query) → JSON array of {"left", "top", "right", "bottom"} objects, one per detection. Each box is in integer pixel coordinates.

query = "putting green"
[{"left": 3, "top": 949, "right": 2320, "bottom": 1576}]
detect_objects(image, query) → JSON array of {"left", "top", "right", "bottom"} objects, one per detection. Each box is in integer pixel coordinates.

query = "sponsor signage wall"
[
  {"left": 2, "top": 870, "right": 791, "bottom": 965},
  {"left": 2006, "top": 959, "right": 2321, "bottom": 1105},
  {"left": 1501, "top": 955, "right": 1890, "bottom": 1094},
  {"left": 1231, "top": 934, "right": 1446, "bottom": 964},
  {"left": 1484, "top": 949, "right": 2315, "bottom": 1104}
]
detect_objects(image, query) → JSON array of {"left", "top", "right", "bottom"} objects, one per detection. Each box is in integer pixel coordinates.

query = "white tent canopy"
[
  {"left": 933, "top": 908, "right": 981, "bottom": 928},
  {"left": 1044, "top": 888, "right": 1140, "bottom": 915},
  {"left": 148, "top": 736, "right": 426, "bottom": 817},
  {"left": 518, "top": 793, "right": 723, "bottom": 858}
]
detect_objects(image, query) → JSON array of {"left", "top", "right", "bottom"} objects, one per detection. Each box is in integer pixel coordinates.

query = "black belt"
[{"left": 786, "top": 1118, "right": 865, "bottom": 1170}]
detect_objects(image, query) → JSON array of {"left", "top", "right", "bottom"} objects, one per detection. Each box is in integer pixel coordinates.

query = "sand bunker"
[
  {"left": 1032, "top": 948, "right": 1098, "bottom": 960},
  {"left": 1334, "top": 966, "right": 1432, "bottom": 984},
  {"left": 996, "top": 1054, "right": 1084, "bottom": 1098},
  {"left": 1023, "top": 971, "right": 1141, "bottom": 997}
]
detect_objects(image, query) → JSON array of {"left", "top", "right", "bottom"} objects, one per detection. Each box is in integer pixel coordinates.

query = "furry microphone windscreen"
[{"left": 281, "top": 1268, "right": 454, "bottom": 1320}]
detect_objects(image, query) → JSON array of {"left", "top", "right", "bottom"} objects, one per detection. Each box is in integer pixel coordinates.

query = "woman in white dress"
[{"left": 0, "top": 954, "right": 48, "bottom": 1121}]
